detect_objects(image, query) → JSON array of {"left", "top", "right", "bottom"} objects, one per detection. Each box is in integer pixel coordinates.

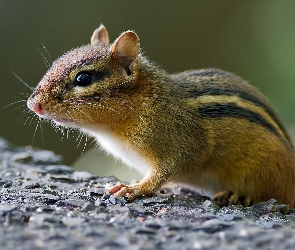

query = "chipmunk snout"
[{"left": 27, "top": 97, "right": 44, "bottom": 116}]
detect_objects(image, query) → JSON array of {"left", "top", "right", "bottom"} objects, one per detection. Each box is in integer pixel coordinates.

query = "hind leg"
[{"left": 213, "top": 190, "right": 251, "bottom": 206}]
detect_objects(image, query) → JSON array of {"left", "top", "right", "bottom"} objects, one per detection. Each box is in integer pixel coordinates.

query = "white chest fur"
[{"left": 82, "top": 126, "right": 151, "bottom": 176}]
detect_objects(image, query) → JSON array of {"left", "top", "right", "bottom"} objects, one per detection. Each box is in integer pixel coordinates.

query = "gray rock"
[{"left": 0, "top": 137, "right": 295, "bottom": 249}]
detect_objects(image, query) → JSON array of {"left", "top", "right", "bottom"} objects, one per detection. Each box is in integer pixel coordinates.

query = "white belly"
[{"left": 82, "top": 126, "right": 152, "bottom": 176}]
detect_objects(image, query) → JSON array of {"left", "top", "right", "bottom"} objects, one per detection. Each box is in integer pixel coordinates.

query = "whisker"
[
  {"left": 121, "top": 100, "right": 134, "bottom": 111},
  {"left": 60, "top": 127, "right": 65, "bottom": 141},
  {"left": 12, "top": 71, "right": 34, "bottom": 90},
  {"left": 65, "top": 98, "right": 126, "bottom": 119},
  {"left": 24, "top": 112, "right": 35, "bottom": 125},
  {"left": 3, "top": 100, "right": 27, "bottom": 109},
  {"left": 65, "top": 109, "right": 78, "bottom": 127},
  {"left": 97, "top": 103, "right": 125, "bottom": 118},
  {"left": 18, "top": 92, "right": 30, "bottom": 96},
  {"left": 78, "top": 101, "right": 126, "bottom": 119},
  {"left": 28, "top": 115, "right": 36, "bottom": 126},
  {"left": 70, "top": 128, "right": 77, "bottom": 139},
  {"left": 37, "top": 47, "right": 50, "bottom": 69},
  {"left": 39, "top": 121, "right": 44, "bottom": 145},
  {"left": 81, "top": 135, "right": 88, "bottom": 155},
  {"left": 7, "top": 104, "right": 27, "bottom": 114},
  {"left": 120, "top": 100, "right": 144, "bottom": 121},
  {"left": 89, "top": 139, "right": 96, "bottom": 147},
  {"left": 66, "top": 128, "right": 70, "bottom": 140},
  {"left": 75, "top": 132, "right": 82, "bottom": 143},
  {"left": 77, "top": 133, "right": 84, "bottom": 148},
  {"left": 31, "top": 118, "right": 41, "bottom": 145},
  {"left": 42, "top": 44, "right": 53, "bottom": 64},
  {"left": 17, "top": 109, "right": 30, "bottom": 124},
  {"left": 73, "top": 106, "right": 95, "bottom": 123}
]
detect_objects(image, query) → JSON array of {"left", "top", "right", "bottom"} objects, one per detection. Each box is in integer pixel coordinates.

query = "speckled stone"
[{"left": 1, "top": 137, "right": 295, "bottom": 250}]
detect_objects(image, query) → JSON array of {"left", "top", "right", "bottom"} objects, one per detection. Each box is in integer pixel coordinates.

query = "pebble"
[{"left": 0, "top": 137, "right": 295, "bottom": 249}]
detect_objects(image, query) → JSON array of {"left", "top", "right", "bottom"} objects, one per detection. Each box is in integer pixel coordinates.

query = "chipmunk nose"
[
  {"left": 27, "top": 98, "right": 44, "bottom": 116},
  {"left": 31, "top": 103, "right": 43, "bottom": 115}
]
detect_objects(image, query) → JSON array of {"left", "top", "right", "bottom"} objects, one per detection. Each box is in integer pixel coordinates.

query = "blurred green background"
[{"left": 1, "top": 1, "right": 295, "bottom": 181}]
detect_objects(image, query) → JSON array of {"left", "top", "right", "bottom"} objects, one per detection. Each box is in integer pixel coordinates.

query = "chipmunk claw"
[
  {"left": 213, "top": 190, "right": 233, "bottom": 206},
  {"left": 106, "top": 182, "right": 143, "bottom": 202},
  {"left": 213, "top": 190, "right": 251, "bottom": 207},
  {"left": 107, "top": 182, "right": 128, "bottom": 194}
]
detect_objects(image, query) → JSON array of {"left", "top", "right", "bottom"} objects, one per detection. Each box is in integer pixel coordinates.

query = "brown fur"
[{"left": 27, "top": 25, "right": 295, "bottom": 207}]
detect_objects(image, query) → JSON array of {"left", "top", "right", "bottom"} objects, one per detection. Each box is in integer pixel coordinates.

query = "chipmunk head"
[{"left": 27, "top": 25, "right": 140, "bottom": 129}]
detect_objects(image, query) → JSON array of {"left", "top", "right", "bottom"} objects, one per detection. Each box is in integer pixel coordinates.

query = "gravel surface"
[{"left": 0, "top": 137, "right": 295, "bottom": 250}]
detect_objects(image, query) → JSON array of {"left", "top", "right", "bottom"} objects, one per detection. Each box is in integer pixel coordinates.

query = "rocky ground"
[{"left": 0, "top": 137, "right": 295, "bottom": 250}]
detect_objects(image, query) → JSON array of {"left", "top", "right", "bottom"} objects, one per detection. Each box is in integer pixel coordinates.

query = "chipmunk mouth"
[
  {"left": 27, "top": 100, "right": 76, "bottom": 126},
  {"left": 53, "top": 117, "right": 73, "bottom": 123},
  {"left": 30, "top": 107, "right": 73, "bottom": 124},
  {"left": 35, "top": 113, "right": 75, "bottom": 126},
  {"left": 32, "top": 108, "right": 76, "bottom": 127},
  {"left": 51, "top": 116, "right": 78, "bottom": 127}
]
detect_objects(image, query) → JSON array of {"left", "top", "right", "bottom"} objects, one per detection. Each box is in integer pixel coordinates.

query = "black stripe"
[
  {"left": 185, "top": 69, "right": 232, "bottom": 78},
  {"left": 198, "top": 104, "right": 283, "bottom": 141},
  {"left": 189, "top": 87, "right": 290, "bottom": 144}
]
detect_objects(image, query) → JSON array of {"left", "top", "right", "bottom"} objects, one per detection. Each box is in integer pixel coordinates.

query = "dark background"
[{"left": 1, "top": 1, "right": 295, "bottom": 180}]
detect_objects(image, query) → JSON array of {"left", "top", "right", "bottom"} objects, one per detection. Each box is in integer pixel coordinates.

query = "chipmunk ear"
[
  {"left": 110, "top": 31, "right": 139, "bottom": 76},
  {"left": 91, "top": 24, "right": 109, "bottom": 45}
]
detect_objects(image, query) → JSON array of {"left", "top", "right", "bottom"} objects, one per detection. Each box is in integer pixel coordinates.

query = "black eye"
[{"left": 74, "top": 71, "right": 93, "bottom": 87}]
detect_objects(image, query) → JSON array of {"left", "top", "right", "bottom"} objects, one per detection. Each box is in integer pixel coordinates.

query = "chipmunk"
[{"left": 27, "top": 24, "right": 295, "bottom": 207}]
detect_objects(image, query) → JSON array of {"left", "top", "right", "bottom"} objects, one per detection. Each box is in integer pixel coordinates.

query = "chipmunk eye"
[{"left": 74, "top": 71, "right": 93, "bottom": 87}]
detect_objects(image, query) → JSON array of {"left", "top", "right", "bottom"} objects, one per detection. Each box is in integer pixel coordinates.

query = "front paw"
[{"left": 106, "top": 182, "right": 151, "bottom": 202}]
